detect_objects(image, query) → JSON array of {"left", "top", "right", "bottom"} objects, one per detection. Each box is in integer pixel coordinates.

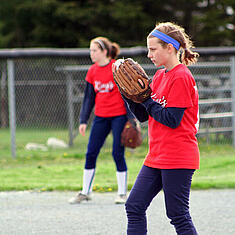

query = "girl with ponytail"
[{"left": 124, "top": 22, "right": 199, "bottom": 234}]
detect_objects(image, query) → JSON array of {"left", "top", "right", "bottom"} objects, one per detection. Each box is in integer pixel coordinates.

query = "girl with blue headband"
[{"left": 124, "top": 22, "right": 199, "bottom": 234}]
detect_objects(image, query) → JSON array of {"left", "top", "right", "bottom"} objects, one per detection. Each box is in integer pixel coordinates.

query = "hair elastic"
[
  {"left": 151, "top": 29, "right": 180, "bottom": 50},
  {"left": 95, "top": 39, "right": 106, "bottom": 50}
]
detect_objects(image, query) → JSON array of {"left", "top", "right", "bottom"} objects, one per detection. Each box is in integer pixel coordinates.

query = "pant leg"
[
  {"left": 162, "top": 169, "right": 198, "bottom": 235},
  {"left": 85, "top": 116, "right": 111, "bottom": 169},
  {"left": 111, "top": 115, "right": 127, "bottom": 172},
  {"left": 125, "top": 165, "right": 163, "bottom": 235},
  {"left": 111, "top": 115, "right": 128, "bottom": 195}
]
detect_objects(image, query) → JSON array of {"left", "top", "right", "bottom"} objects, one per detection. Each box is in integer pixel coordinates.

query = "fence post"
[
  {"left": 231, "top": 56, "right": 235, "bottom": 147},
  {"left": 66, "top": 72, "right": 75, "bottom": 146},
  {"left": 7, "top": 60, "right": 16, "bottom": 158}
]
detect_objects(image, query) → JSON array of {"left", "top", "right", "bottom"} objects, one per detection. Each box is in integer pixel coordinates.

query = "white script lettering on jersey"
[
  {"left": 151, "top": 93, "right": 167, "bottom": 107},
  {"left": 94, "top": 81, "right": 114, "bottom": 93}
]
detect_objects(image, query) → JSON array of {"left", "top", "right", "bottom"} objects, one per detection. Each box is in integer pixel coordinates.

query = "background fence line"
[{"left": 0, "top": 47, "right": 235, "bottom": 158}]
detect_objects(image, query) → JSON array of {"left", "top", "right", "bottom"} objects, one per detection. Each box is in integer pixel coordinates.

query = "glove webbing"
[
  {"left": 117, "top": 66, "right": 137, "bottom": 94},
  {"left": 117, "top": 61, "right": 149, "bottom": 95},
  {"left": 124, "top": 61, "right": 150, "bottom": 90}
]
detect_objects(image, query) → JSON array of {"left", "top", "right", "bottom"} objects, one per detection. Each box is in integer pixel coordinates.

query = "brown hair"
[
  {"left": 148, "top": 22, "right": 199, "bottom": 65},
  {"left": 90, "top": 37, "right": 120, "bottom": 59}
]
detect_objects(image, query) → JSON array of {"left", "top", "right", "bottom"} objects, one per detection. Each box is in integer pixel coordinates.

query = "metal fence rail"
[{"left": 0, "top": 47, "right": 235, "bottom": 158}]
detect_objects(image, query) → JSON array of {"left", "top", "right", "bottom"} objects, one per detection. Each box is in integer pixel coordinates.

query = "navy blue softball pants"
[
  {"left": 85, "top": 115, "right": 127, "bottom": 172},
  {"left": 125, "top": 165, "right": 198, "bottom": 235}
]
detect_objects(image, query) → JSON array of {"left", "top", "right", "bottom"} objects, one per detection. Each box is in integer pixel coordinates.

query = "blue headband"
[{"left": 151, "top": 29, "right": 180, "bottom": 50}]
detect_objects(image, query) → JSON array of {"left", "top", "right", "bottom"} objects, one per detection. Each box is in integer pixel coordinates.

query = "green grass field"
[{"left": 1, "top": 128, "right": 235, "bottom": 192}]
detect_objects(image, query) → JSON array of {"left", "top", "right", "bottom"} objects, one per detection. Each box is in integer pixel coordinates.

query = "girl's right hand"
[{"left": 79, "top": 124, "right": 87, "bottom": 136}]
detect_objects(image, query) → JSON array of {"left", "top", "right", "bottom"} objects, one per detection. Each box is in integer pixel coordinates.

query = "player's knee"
[{"left": 125, "top": 199, "right": 146, "bottom": 217}]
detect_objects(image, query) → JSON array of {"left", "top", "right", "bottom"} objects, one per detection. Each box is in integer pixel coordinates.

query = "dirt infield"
[{"left": 0, "top": 190, "right": 235, "bottom": 235}]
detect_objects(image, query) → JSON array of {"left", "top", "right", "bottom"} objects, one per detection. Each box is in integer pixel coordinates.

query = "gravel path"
[{"left": 0, "top": 190, "right": 235, "bottom": 235}]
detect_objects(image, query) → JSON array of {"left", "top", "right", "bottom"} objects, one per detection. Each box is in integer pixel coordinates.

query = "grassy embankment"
[{"left": 1, "top": 128, "right": 235, "bottom": 191}]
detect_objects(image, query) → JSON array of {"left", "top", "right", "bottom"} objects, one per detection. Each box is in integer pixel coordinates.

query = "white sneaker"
[
  {"left": 68, "top": 192, "right": 91, "bottom": 204},
  {"left": 115, "top": 194, "right": 127, "bottom": 204}
]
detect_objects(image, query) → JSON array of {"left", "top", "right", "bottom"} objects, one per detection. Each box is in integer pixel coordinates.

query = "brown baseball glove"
[
  {"left": 121, "top": 120, "right": 142, "bottom": 149},
  {"left": 113, "top": 58, "right": 152, "bottom": 103}
]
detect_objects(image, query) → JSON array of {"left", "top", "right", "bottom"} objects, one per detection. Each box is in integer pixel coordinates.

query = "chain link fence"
[{"left": 0, "top": 47, "right": 235, "bottom": 158}]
